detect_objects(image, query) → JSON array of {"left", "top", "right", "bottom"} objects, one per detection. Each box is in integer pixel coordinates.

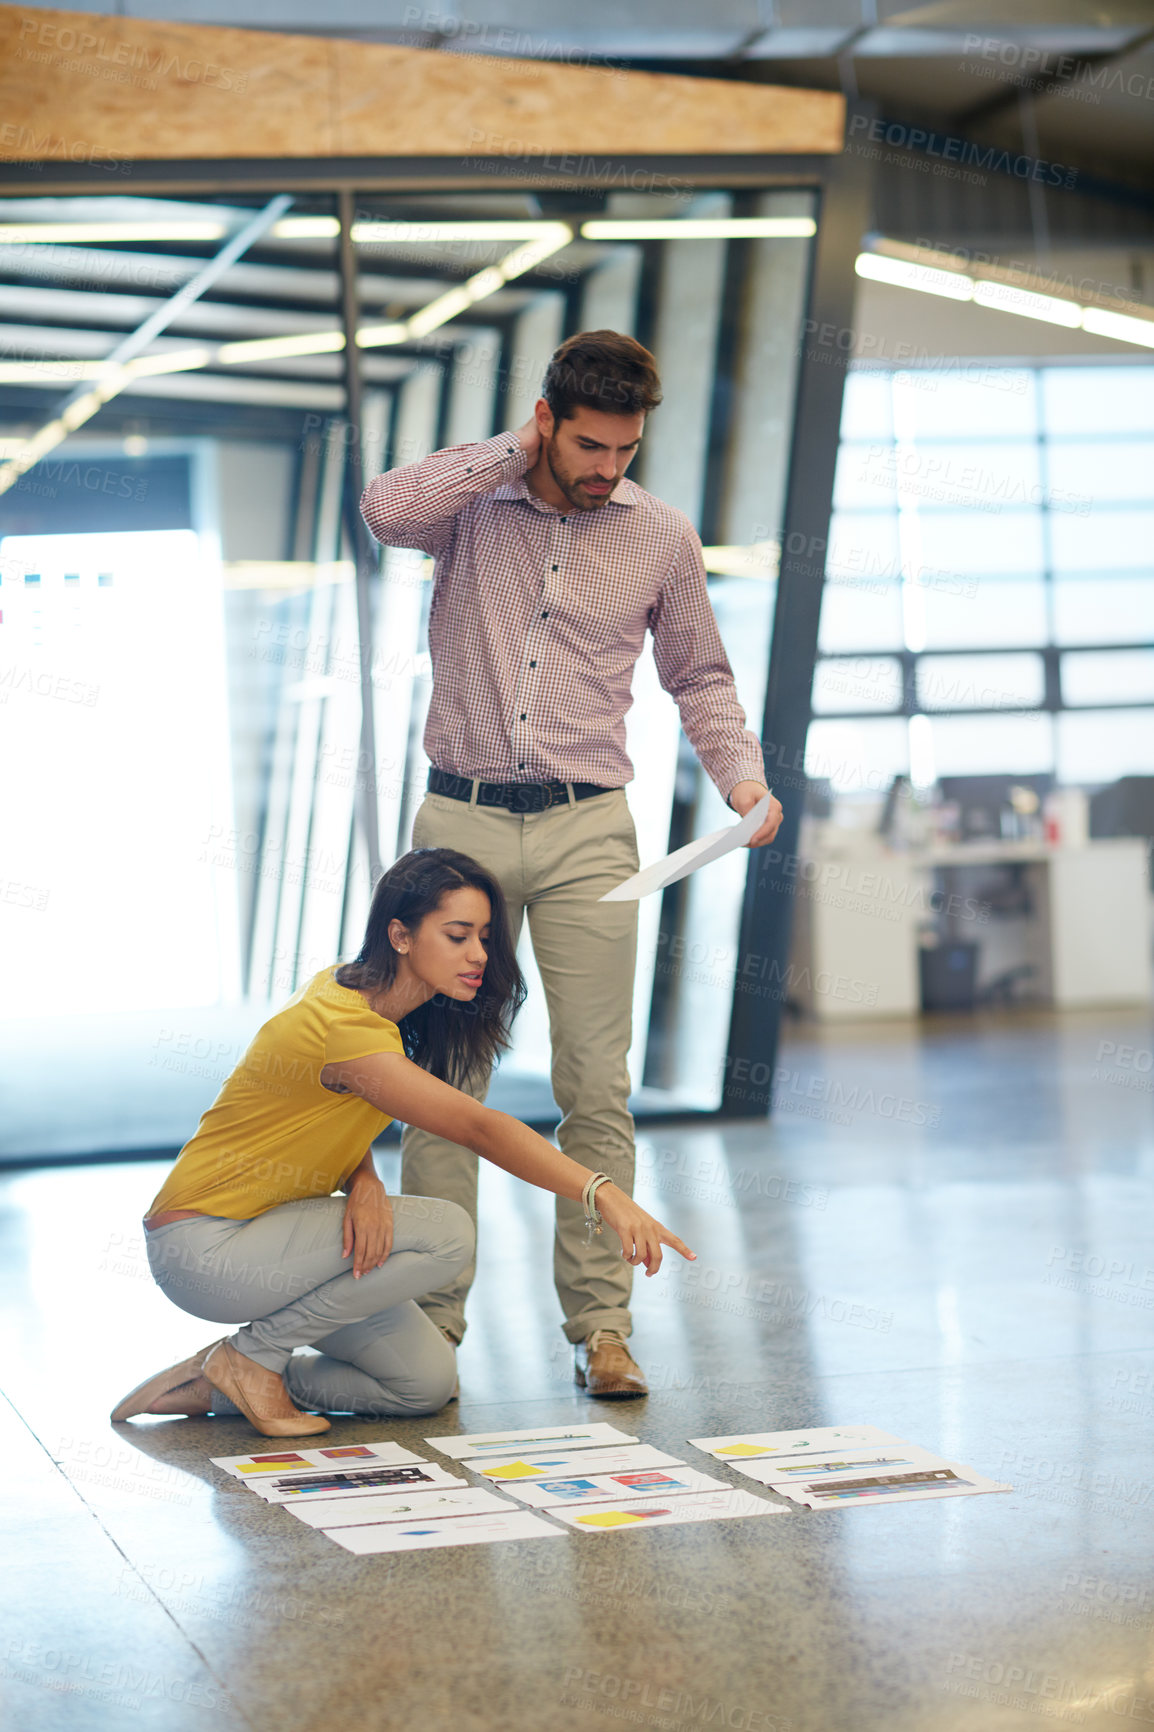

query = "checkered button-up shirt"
[{"left": 361, "top": 433, "right": 766, "bottom": 799}]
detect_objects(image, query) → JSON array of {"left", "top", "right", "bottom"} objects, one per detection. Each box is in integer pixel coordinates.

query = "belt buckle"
[{"left": 540, "top": 782, "right": 555, "bottom": 811}]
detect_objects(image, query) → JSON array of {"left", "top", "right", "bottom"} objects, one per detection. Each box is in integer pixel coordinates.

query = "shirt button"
[
  {"left": 560, "top": 516, "right": 567, "bottom": 524},
  {"left": 541, "top": 610, "right": 549, "bottom": 619},
  {"left": 551, "top": 564, "right": 558, "bottom": 572},
  {"left": 518, "top": 761, "right": 525, "bottom": 770},
  {"left": 529, "top": 660, "right": 536, "bottom": 668},
  {"left": 520, "top": 712, "right": 527, "bottom": 720}
]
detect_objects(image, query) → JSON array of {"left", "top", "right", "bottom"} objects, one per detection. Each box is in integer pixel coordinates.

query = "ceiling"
[{"left": 11, "top": 0, "right": 1154, "bottom": 191}]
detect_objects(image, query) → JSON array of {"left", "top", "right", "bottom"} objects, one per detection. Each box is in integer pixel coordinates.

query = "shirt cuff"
[{"left": 461, "top": 432, "right": 530, "bottom": 480}]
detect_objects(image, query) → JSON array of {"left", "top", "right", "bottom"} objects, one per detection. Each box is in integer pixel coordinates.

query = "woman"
[{"left": 112, "top": 848, "right": 693, "bottom": 1437}]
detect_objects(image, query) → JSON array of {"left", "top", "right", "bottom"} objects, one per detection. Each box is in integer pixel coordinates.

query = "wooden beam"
[{"left": 0, "top": 5, "right": 844, "bottom": 164}]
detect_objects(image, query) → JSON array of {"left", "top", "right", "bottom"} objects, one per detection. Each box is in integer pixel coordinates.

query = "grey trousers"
[
  {"left": 145, "top": 1194, "right": 473, "bottom": 1417},
  {"left": 404, "top": 787, "right": 641, "bottom": 1345}
]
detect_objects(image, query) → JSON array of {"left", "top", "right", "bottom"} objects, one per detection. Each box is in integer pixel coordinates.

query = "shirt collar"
[{"left": 492, "top": 474, "right": 641, "bottom": 511}]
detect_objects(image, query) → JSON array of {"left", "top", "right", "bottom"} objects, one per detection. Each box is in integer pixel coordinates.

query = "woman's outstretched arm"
[{"left": 321, "top": 1051, "right": 695, "bottom": 1276}]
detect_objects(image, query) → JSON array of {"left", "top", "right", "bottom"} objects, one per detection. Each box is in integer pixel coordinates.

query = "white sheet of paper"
[
  {"left": 689, "top": 1425, "right": 911, "bottom": 1462},
  {"left": 733, "top": 1446, "right": 951, "bottom": 1488},
  {"left": 211, "top": 1440, "right": 423, "bottom": 1480},
  {"left": 251, "top": 1463, "right": 466, "bottom": 1503},
  {"left": 779, "top": 1463, "right": 1012, "bottom": 1510},
  {"left": 326, "top": 1509, "right": 563, "bottom": 1554},
  {"left": 473, "top": 1445, "right": 684, "bottom": 1482},
  {"left": 426, "top": 1423, "right": 639, "bottom": 1460},
  {"left": 500, "top": 1465, "right": 730, "bottom": 1509},
  {"left": 285, "top": 1487, "right": 513, "bottom": 1529},
  {"left": 548, "top": 1488, "right": 785, "bottom": 1534},
  {"left": 599, "top": 793, "right": 772, "bottom": 902}
]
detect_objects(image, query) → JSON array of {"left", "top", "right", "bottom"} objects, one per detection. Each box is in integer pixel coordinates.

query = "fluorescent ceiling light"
[
  {"left": 217, "top": 331, "right": 346, "bottom": 364},
  {"left": 1081, "top": 306, "right": 1154, "bottom": 350},
  {"left": 352, "top": 220, "right": 575, "bottom": 243},
  {"left": 702, "top": 542, "right": 780, "bottom": 580},
  {"left": 856, "top": 247, "right": 1154, "bottom": 349},
  {"left": 581, "top": 218, "right": 816, "bottom": 240},
  {"left": 0, "top": 222, "right": 228, "bottom": 244},
  {"left": 971, "top": 280, "right": 1081, "bottom": 328},
  {"left": 0, "top": 225, "right": 574, "bottom": 491},
  {"left": 855, "top": 252, "right": 973, "bottom": 301}
]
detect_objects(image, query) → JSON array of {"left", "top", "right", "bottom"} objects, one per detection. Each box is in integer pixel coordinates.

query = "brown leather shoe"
[
  {"left": 203, "top": 1342, "right": 331, "bottom": 1438},
  {"left": 574, "top": 1329, "right": 648, "bottom": 1399},
  {"left": 110, "top": 1339, "right": 226, "bottom": 1423}
]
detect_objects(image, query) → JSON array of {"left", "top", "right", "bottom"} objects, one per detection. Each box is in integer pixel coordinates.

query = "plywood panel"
[{"left": 0, "top": 4, "right": 844, "bottom": 164}]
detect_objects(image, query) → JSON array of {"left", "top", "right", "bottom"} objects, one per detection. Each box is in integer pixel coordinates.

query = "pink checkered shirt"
[{"left": 361, "top": 432, "right": 766, "bottom": 798}]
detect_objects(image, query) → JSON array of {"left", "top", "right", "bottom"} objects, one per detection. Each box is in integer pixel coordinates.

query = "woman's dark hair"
[
  {"left": 335, "top": 848, "right": 525, "bottom": 1087},
  {"left": 542, "top": 329, "right": 663, "bottom": 423}
]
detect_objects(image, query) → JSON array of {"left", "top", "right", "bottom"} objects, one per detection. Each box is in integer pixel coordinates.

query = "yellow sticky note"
[
  {"left": 480, "top": 1460, "right": 542, "bottom": 1480},
  {"left": 576, "top": 1510, "right": 648, "bottom": 1527}
]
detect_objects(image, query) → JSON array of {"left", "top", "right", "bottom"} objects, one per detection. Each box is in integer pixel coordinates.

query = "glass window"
[
  {"left": 812, "top": 656, "right": 903, "bottom": 713},
  {"left": 918, "top": 575, "right": 1048, "bottom": 649},
  {"left": 1056, "top": 708, "right": 1154, "bottom": 783},
  {"left": 1061, "top": 649, "right": 1154, "bottom": 707},
  {"left": 805, "top": 717, "right": 910, "bottom": 793},
  {"left": 818, "top": 575, "right": 905, "bottom": 654},
  {"left": 1053, "top": 576, "right": 1154, "bottom": 645},
  {"left": 891, "top": 367, "right": 1037, "bottom": 440},
  {"left": 833, "top": 443, "right": 897, "bottom": 511},
  {"left": 924, "top": 711, "right": 1054, "bottom": 776},
  {"left": 839, "top": 370, "right": 893, "bottom": 441},
  {"left": 914, "top": 511, "right": 1045, "bottom": 575},
  {"left": 826, "top": 511, "right": 901, "bottom": 581},
  {"left": 1041, "top": 366, "right": 1154, "bottom": 437},
  {"left": 1045, "top": 441, "right": 1154, "bottom": 506},
  {"left": 916, "top": 652, "right": 1046, "bottom": 711},
  {"left": 898, "top": 441, "right": 1042, "bottom": 513},
  {"left": 1049, "top": 510, "right": 1154, "bottom": 574}
]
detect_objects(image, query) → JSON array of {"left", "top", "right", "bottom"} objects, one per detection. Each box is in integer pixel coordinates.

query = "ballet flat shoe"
[
  {"left": 110, "top": 1339, "right": 226, "bottom": 1423},
  {"left": 203, "top": 1342, "right": 331, "bottom": 1438}
]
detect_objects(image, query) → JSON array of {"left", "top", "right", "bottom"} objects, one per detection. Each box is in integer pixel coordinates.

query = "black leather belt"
[{"left": 428, "top": 769, "right": 615, "bottom": 814}]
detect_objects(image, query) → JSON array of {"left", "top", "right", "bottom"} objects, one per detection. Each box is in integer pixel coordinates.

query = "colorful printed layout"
[
  {"left": 731, "top": 1446, "right": 950, "bottom": 1489},
  {"left": 211, "top": 1440, "right": 423, "bottom": 1480},
  {"left": 249, "top": 1463, "right": 467, "bottom": 1504},
  {"left": 689, "top": 1425, "right": 911, "bottom": 1463},
  {"left": 327, "top": 1510, "right": 564, "bottom": 1555},
  {"left": 547, "top": 1489, "right": 786, "bottom": 1535},
  {"left": 285, "top": 1487, "right": 513, "bottom": 1530},
  {"left": 780, "top": 1464, "right": 1013, "bottom": 1510},
  {"left": 501, "top": 1465, "right": 731, "bottom": 1510},
  {"left": 426, "top": 1423, "right": 639, "bottom": 1460},
  {"left": 470, "top": 1445, "right": 683, "bottom": 1482}
]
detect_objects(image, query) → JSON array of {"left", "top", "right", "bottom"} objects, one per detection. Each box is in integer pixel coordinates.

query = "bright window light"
[
  {"left": 581, "top": 217, "right": 815, "bottom": 240},
  {"left": 972, "top": 280, "right": 1082, "bottom": 328},
  {"left": 855, "top": 252, "right": 974, "bottom": 301}
]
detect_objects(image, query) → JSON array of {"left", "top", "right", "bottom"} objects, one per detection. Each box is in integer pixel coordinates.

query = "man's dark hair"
[{"left": 542, "top": 330, "right": 663, "bottom": 423}]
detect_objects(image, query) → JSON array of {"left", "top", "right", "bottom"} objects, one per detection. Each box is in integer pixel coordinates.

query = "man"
[{"left": 361, "top": 329, "right": 782, "bottom": 1397}]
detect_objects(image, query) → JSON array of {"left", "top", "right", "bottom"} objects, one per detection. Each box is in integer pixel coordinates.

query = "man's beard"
[{"left": 544, "top": 441, "right": 613, "bottom": 511}]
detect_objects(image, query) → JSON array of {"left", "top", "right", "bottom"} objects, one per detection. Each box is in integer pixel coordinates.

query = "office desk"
[{"left": 788, "top": 836, "right": 1152, "bottom": 1020}]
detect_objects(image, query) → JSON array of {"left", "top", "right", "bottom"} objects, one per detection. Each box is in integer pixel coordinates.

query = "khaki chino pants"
[{"left": 403, "top": 786, "right": 640, "bottom": 1343}]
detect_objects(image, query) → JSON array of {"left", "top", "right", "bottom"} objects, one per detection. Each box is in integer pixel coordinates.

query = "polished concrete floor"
[{"left": 2, "top": 1007, "right": 1153, "bottom": 1732}]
